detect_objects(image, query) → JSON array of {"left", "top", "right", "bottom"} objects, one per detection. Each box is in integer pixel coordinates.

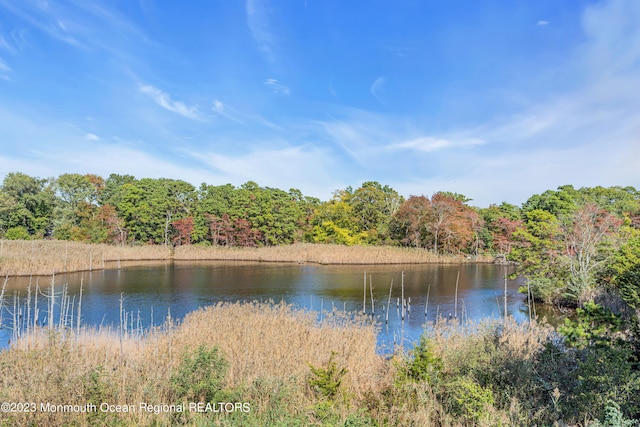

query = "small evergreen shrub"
[
  {"left": 170, "top": 344, "right": 228, "bottom": 403},
  {"left": 308, "top": 351, "right": 347, "bottom": 399}
]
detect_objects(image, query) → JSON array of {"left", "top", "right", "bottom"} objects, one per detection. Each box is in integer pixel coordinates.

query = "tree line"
[{"left": 1, "top": 172, "right": 639, "bottom": 306}]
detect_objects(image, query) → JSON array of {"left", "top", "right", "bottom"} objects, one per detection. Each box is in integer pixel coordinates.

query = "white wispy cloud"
[
  {"left": 390, "top": 136, "right": 484, "bottom": 152},
  {"left": 0, "top": 56, "right": 10, "bottom": 78},
  {"left": 0, "top": 28, "right": 29, "bottom": 53},
  {"left": 0, "top": 0, "right": 155, "bottom": 69},
  {"left": 246, "top": 0, "right": 277, "bottom": 62},
  {"left": 264, "top": 78, "right": 290, "bottom": 95},
  {"left": 212, "top": 99, "right": 280, "bottom": 129},
  {"left": 316, "top": 114, "right": 386, "bottom": 162},
  {"left": 308, "top": 0, "right": 640, "bottom": 204},
  {"left": 2, "top": 0, "right": 639, "bottom": 209},
  {"left": 0, "top": 105, "right": 216, "bottom": 186},
  {"left": 212, "top": 99, "right": 243, "bottom": 123},
  {"left": 370, "top": 76, "right": 386, "bottom": 101},
  {"left": 391, "top": 136, "right": 639, "bottom": 207},
  {"left": 0, "top": 0, "right": 82, "bottom": 47},
  {"left": 139, "top": 85, "right": 203, "bottom": 121},
  {"left": 537, "top": 20, "right": 549, "bottom": 26},
  {"left": 580, "top": 0, "right": 640, "bottom": 81},
  {"left": 0, "top": 35, "right": 10, "bottom": 52}
]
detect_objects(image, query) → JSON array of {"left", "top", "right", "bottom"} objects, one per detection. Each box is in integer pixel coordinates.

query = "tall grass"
[
  {"left": 0, "top": 296, "right": 386, "bottom": 426},
  {"left": 0, "top": 240, "right": 493, "bottom": 277},
  {"left": 174, "top": 242, "right": 493, "bottom": 265},
  {"left": 0, "top": 240, "right": 170, "bottom": 276}
]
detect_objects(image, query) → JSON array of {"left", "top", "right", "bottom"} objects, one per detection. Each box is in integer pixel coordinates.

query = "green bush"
[
  {"left": 559, "top": 301, "right": 640, "bottom": 421},
  {"left": 170, "top": 344, "right": 228, "bottom": 403},
  {"left": 308, "top": 351, "right": 347, "bottom": 399},
  {"left": 559, "top": 301, "right": 623, "bottom": 349},
  {"left": 444, "top": 376, "right": 494, "bottom": 423},
  {"left": 525, "top": 277, "right": 563, "bottom": 304},
  {"left": 4, "top": 226, "right": 30, "bottom": 240},
  {"left": 343, "top": 409, "right": 377, "bottom": 426},
  {"left": 589, "top": 400, "right": 637, "bottom": 427},
  {"left": 406, "top": 336, "right": 442, "bottom": 384}
]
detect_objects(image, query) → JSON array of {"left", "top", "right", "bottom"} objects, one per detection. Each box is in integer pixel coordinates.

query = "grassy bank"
[
  {"left": 0, "top": 239, "right": 171, "bottom": 276},
  {"left": 1, "top": 299, "right": 637, "bottom": 426},
  {"left": 0, "top": 240, "right": 492, "bottom": 277},
  {"left": 173, "top": 243, "right": 493, "bottom": 265}
]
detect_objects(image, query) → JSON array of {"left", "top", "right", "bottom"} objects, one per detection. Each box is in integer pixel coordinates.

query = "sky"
[{"left": 0, "top": 0, "right": 639, "bottom": 207}]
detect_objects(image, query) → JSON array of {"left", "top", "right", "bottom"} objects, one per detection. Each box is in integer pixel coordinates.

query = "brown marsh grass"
[
  {"left": 0, "top": 239, "right": 170, "bottom": 276},
  {"left": 171, "top": 301, "right": 385, "bottom": 396},
  {"left": 174, "top": 242, "right": 493, "bottom": 265},
  {"left": 0, "top": 300, "right": 387, "bottom": 426},
  {"left": 1, "top": 239, "right": 492, "bottom": 277}
]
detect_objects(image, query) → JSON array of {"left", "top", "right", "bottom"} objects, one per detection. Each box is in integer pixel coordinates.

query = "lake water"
[{"left": 0, "top": 261, "right": 530, "bottom": 353}]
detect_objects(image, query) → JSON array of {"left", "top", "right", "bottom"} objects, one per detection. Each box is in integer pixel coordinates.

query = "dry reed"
[
  {"left": 0, "top": 300, "right": 387, "bottom": 426},
  {"left": 0, "top": 239, "right": 170, "bottom": 276},
  {"left": 1, "top": 240, "right": 493, "bottom": 278},
  {"left": 171, "top": 301, "right": 385, "bottom": 396},
  {"left": 174, "top": 242, "right": 493, "bottom": 265}
]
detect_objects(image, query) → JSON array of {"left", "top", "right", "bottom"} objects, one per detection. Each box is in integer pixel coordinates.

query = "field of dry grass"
[
  {"left": 0, "top": 301, "right": 387, "bottom": 426},
  {"left": 0, "top": 240, "right": 171, "bottom": 277},
  {"left": 173, "top": 242, "right": 492, "bottom": 265},
  {"left": 0, "top": 239, "right": 492, "bottom": 277}
]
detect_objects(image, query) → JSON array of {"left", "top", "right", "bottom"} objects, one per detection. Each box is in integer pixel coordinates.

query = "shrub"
[
  {"left": 444, "top": 376, "right": 494, "bottom": 423},
  {"left": 402, "top": 336, "right": 442, "bottom": 385},
  {"left": 170, "top": 344, "right": 228, "bottom": 403},
  {"left": 308, "top": 351, "right": 347, "bottom": 399},
  {"left": 589, "top": 400, "right": 637, "bottom": 427},
  {"left": 526, "top": 277, "right": 563, "bottom": 304},
  {"left": 4, "top": 226, "right": 30, "bottom": 240}
]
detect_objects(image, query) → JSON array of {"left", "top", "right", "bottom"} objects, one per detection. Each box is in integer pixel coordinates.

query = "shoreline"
[{"left": 0, "top": 239, "right": 494, "bottom": 277}]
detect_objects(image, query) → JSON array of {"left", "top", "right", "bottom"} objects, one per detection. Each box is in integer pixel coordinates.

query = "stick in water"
[{"left": 386, "top": 279, "right": 393, "bottom": 324}]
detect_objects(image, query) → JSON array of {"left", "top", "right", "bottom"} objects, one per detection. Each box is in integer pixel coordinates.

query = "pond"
[{"left": 0, "top": 261, "right": 533, "bottom": 352}]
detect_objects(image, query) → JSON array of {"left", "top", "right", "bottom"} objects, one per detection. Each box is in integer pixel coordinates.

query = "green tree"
[
  {"left": 99, "top": 173, "right": 137, "bottom": 207},
  {"left": 0, "top": 172, "right": 55, "bottom": 237},
  {"left": 478, "top": 202, "right": 522, "bottom": 254},
  {"left": 559, "top": 302, "right": 640, "bottom": 420},
  {"left": 600, "top": 226, "right": 640, "bottom": 309},
  {"left": 237, "top": 184, "right": 303, "bottom": 245},
  {"left": 52, "top": 173, "right": 96, "bottom": 240},
  {"left": 509, "top": 209, "right": 565, "bottom": 303},
  {"left": 522, "top": 185, "right": 581, "bottom": 218},
  {"left": 579, "top": 186, "right": 640, "bottom": 219},
  {"left": 195, "top": 183, "right": 236, "bottom": 243},
  {"left": 349, "top": 181, "right": 403, "bottom": 243},
  {"left": 309, "top": 189, "right": 361, "bottom": 244},
  {"left": 138, "top": 178, "right": 196, "bottom": 246}
]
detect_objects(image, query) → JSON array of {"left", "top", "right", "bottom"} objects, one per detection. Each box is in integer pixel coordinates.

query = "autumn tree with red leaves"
[
  {"left": 172, "top": 216, "right": 195, "bottom": 246},
  {"left": 205, "top": 213, "right": 262, "bottom": 247},
  {"left": 391, "top": 195, "right": 431, "bottom": 247},
  {"left": 391, "top": 192, "right": 480, "bottom": 254},
  {"left": 429, "top": 192, "right": 480, "bottom": 255}
]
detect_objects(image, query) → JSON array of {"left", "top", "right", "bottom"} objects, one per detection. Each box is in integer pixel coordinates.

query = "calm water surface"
[{"left": 1, "top": 261, "right": 530, "bottom": 352}]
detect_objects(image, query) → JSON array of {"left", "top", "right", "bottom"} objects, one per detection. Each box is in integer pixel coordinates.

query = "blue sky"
[{"left": 1, "top": 0, "right": 638, "bottom": 206}]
